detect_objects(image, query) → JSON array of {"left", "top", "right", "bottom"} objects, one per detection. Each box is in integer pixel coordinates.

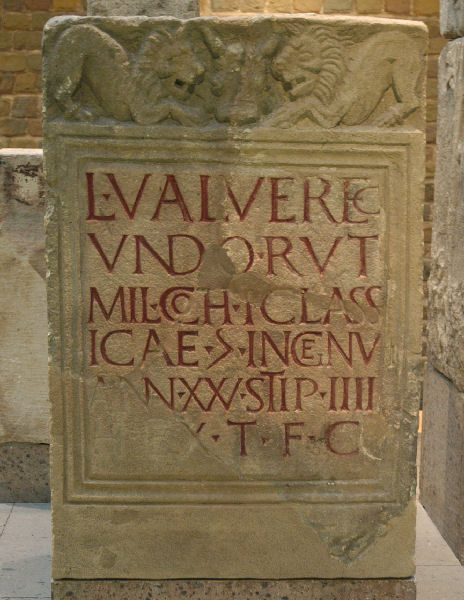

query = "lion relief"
[
  {"left": 267, "top": 29, "right": 424, "bottom": 128},
  {"left": 48, "top": 23, "right": 424, "bottom": 129},
  {"left": 49, "top": 24, "right": 207, "bottom": 126}
]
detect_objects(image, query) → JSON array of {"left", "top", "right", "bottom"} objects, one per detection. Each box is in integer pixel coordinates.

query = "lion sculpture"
[
  {"left": 267, "top": 28, "right": 424, "bottom": 128},
  {"left": 48, "top": 24, "right": 207, "bottom": 126}
]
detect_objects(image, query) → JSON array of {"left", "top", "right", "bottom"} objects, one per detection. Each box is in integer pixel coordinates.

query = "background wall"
[
  {"left": 0, "top": 0, "right": 443, "bottom": 352},
  {"left": 0, "top": 0, "right": 85, "bottom": 147}
]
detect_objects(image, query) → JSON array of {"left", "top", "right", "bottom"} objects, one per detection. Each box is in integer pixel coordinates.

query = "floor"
[{"left": 0, "top": 502, "right": 463, "bottom": 599}]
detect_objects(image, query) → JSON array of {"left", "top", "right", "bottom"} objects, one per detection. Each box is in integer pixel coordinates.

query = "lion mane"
[
  {"left": 132, "top": 29, "right": 201, "bottom": 95},
  {"left": 272, "top": 27, "right": 348, "bottom": 105},
  {"left": 132, "top": 31, "right": 174, "bottom": 94}
]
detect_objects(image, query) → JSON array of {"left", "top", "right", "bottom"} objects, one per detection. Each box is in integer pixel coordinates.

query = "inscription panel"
[{"left": 49, "top": 132, "right": 416, "bottom": 505}]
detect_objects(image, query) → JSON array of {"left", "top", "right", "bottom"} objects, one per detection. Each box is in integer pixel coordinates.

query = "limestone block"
[
  {"left": 427, "top": 39, "right": 464, "bottom": 390},
  {"left": 43, "top": 15, "right": 426, "bottom": 585},
  {"left": 440, "top": 0, "right": 464, "bottom": 38},
  {"left": 420, "top": 362, "right": 464, "bottom": 564},
  {"left": 87, "top": 0, "right": 199, "bottom": 16},
  {"left": 0, "top": 149, "right": 48, "bottom": 444}
]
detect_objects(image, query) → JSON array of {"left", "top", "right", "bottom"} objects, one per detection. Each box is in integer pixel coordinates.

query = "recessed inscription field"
[{"left": 76, "top": 162, "right": 387, "bottom": 483}]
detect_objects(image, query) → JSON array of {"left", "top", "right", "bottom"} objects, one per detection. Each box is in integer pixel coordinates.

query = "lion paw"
[
  {"left": 372, "top": 106, "right": 404, "bottom": 127},
  {"left": 66, "top": 104, "right": 99, "bottom": 122},
  {"left": 261, "top": 110, "right": 292, "bottom": 128},
  {"left": 172, "top": 104, "right": 209, "bottom": 127}
]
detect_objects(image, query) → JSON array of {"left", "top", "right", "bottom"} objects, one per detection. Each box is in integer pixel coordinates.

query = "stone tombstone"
[
  {"left": 43, "top": 15, "right": 426, "bottom": 597},
  {"left": 0, "top": 149, "right": 50, "bottom": 502},
  {"left": 421, "top": 38, "right": 464, "bottom": 564},
  {"left": 427, "top": 38, "right": 464, "bottom": 391},
  {"left": 441, "top": 0, "right": 464, "bottom": 38},
  {"left": 0, "top": 149, "right": 48, "bottom": 445}
]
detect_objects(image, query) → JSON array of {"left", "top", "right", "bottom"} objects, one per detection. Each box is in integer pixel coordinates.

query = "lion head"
[
  {"left": 272, "top": 28, "right": 345, "bottom": 105},
  {"left": 133, "top": 29, "right": 205, "bottom": 101}
]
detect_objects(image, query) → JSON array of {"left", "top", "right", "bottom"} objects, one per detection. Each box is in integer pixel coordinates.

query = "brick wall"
[{"left": 0, "top": 0, "right": 85, "bottom": 148}]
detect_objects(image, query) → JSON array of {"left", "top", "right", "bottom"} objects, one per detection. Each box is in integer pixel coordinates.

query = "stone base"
[
  {"left": 52, "top": 579, "right": 415, "bottom": 599},
  {"left": 0, "top": 442, "right": 50, "bottom": 502},
  {"left": 420, "top": 363, "right": 464, "bottom": 564}
]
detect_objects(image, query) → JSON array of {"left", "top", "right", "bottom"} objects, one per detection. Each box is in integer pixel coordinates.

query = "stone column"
[
  {"left": 0, "top": 149, "right": 50, "bottom": 502},
  {"left": 43, "top": 15, "right": 425, "bottom": 599},
  {"left": 420, "top": 4, "right": 464, "bottom": 563}
]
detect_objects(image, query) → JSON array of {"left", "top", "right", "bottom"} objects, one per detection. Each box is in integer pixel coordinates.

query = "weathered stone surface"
[
  {"left": 43, "top": 15, "right": 425, "bottom": 582},
  {"left": 0, "top": 149, "right": 48, "bottom": 444},
  {"left": 44, "top": 16, "right": 426, "bottom": 129},
  {"left": 420, "top": 362, "right": 464, "bottom": 564},
  {"left": 0, "top": 442, "right": 50, "bottom": 502},
  {"left": 87, "top": 0, "right": 199, "bottom": 16},
  {"left": 427, "top": 39, "right": 464, "bottom": 391},
  {"left": 440, "top": 0, "right": 464, "bottom": 38},
  {"left": 421, "top": 31, "right": 464, "bottom": 567},
  {"left": 51, "top": 578, "right": 416, "bottom": 599}
]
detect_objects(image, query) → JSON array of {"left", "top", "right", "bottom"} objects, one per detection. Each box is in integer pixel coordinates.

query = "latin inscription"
[{"left": 82, "top": 166, "right": 384, "bottom": 477}]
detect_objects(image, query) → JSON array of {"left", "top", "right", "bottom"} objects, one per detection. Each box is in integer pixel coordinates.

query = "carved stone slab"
[
  {"left": 0, "top": 149, "right": 48, "bottom": 445},
  {"left": 421, "top": 37, "right": 464, "bottom": 568},
  {"left": 43, "top": 16, "right": 426, "bottom": 582},
  {"left": 441, "top": 0, "right": 464, "bottom": 38},
  {"left": 43, "top": 16, "right": 426, "bottom": 130},
  {"left": 427, "top": 39, "right": 464, "bottom": 390}
]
